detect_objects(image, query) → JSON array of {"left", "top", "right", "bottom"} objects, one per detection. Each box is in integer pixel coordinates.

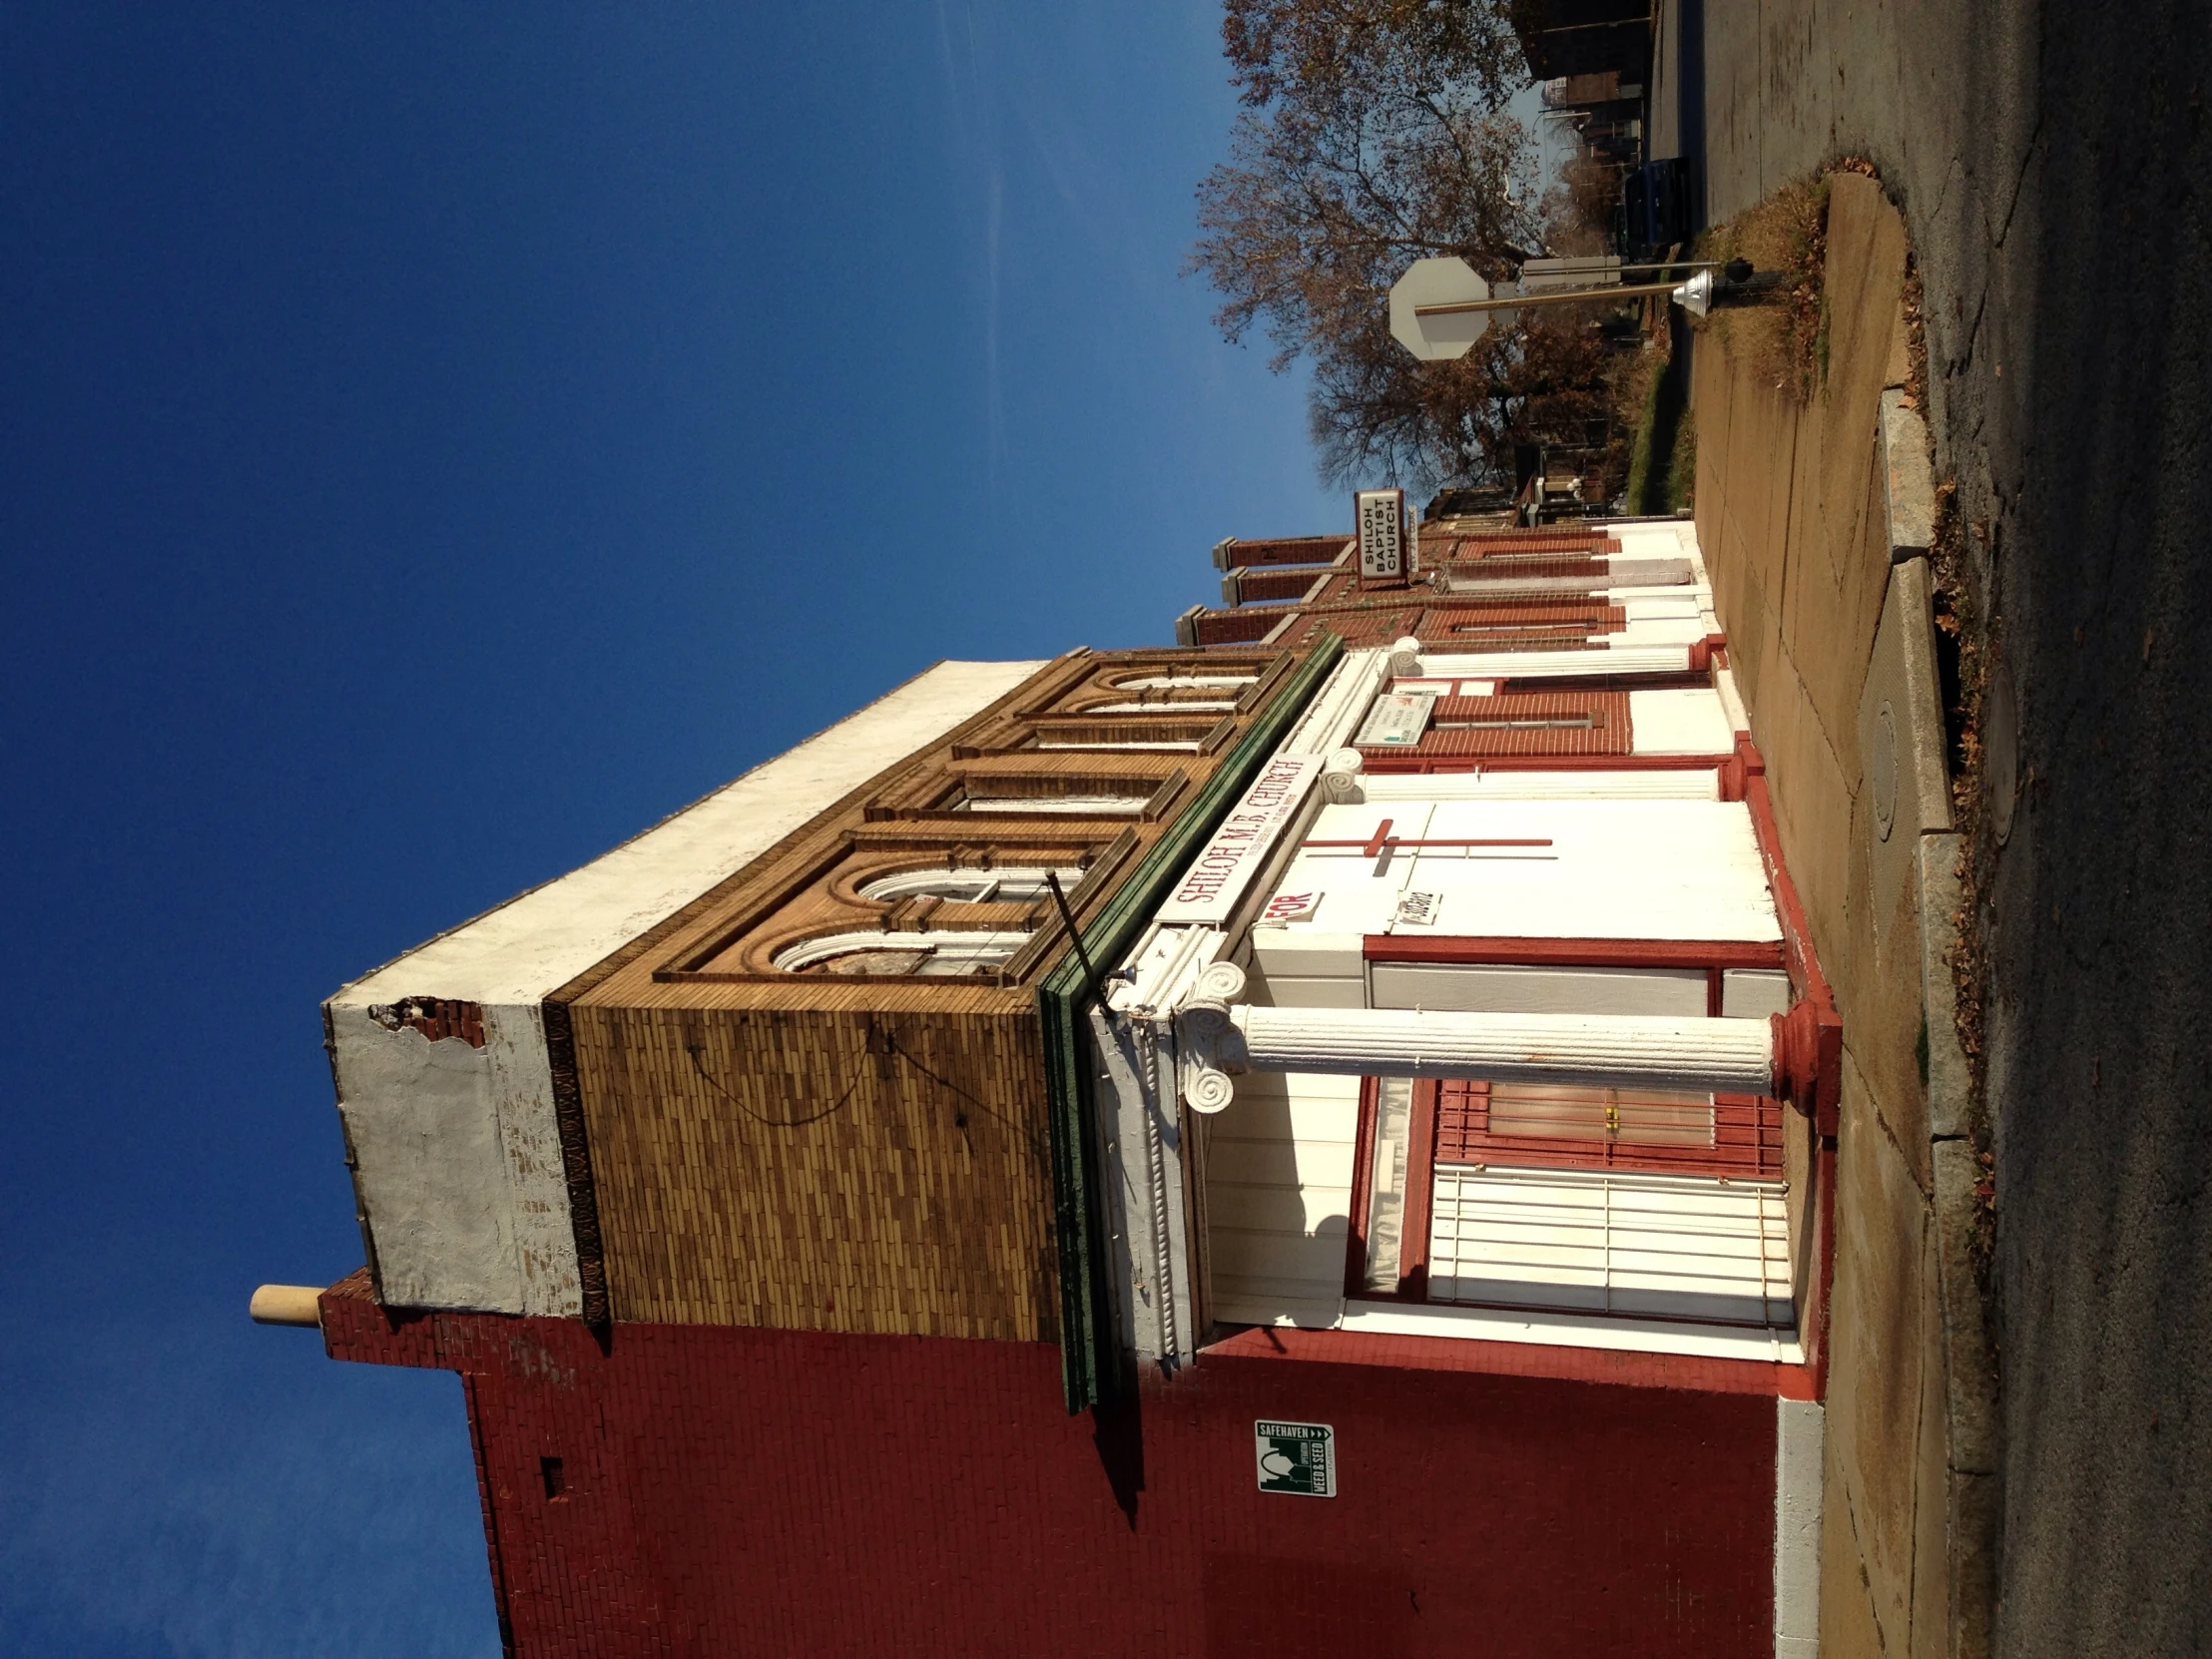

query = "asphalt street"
[{"left": 1659, "top": 0, "right": 2212, "bottom": 1649}]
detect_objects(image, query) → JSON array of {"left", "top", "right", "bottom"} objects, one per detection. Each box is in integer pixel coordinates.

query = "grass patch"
[
  {"left": 1624, "top": 354, "right": 1666, "bottom": 510},
  {"left": 1695, "top": 172, "right": 1831, "bottom": 401},
  {"left": 1666, "top": 400, "right": 1697, "bottom": 510},
  {"left": 1623, "top": 334, "right": 1695, "bottom": 514}
]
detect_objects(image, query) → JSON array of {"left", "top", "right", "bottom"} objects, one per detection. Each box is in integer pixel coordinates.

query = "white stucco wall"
[
  {"left": 1629, "top": 687, "right": 1739, "bottom": 755},
  {"left": 1203, "top": 1069, "right": 1360, "bottom": 1329},
  {"left": 1258, "top": 798, "right": 1782, "bottom": 945},
  {"left": 327, "top": 659, "right": 1046, "bottom": 1316}
]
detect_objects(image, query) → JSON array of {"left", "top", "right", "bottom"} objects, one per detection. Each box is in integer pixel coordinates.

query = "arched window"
[
  {"left": 1080, "top": 701, "right": 1238, "bottom": 715},
  {"left": 858, "top": 867, "right": 1084, "bottom": 904},
  {"left": 956, "top": 792, "right": 1152, "bottom": 816},
  {"left": 1110, "top": 672, "right": 1257, "bottom": 691},
  {"left": 775, "top": 929, "right": 1030, "bottom": 977},
  {"left": 1097, "top": 671, "right": 1257, "bottom": 711},
  {"left": 1034, "top": 738, "right": 1204, "bottom": 752}
]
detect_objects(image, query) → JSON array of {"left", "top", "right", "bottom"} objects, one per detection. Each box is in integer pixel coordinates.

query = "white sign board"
[
  {"left": 1395, "top": 889, "right": 1442, "bottom": 927},
  {"left": 1260, "top": 888, "right": 1321, "bottom": 924},
  {"left": 1387, "top": 256, "right": 1496, "bottom": 359},
  {"left": 1354, "top": 690, "right": 1436, "bottom": 748},
  {"left": 1356, "top": 488, "right": 1406, "bottom": 584},
  {"left": 1156, "top": 754, "right": 1322, "bottom": 924}
]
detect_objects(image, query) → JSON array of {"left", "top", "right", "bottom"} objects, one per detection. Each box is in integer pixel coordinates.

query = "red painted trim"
[
  {"left": 1728, "top": 731, "right": 1842, "bottom": 1396},
  {"left": 1738, "top": 737, "right": 1845, "bottom": 1133},
  {"left": 1777, "top": 1362, "right": 1821, "bottom": 1400},
  {"left": 1201, "top": 1323, "right": 1811, "bottom": 1399},
  {"left": 1399, "top": 1081, "right": 1438, "bottom": 1297},
  {"left": 1344, "top": 1076, "right": 1381, "bottom": 1298},
  {"left": 1803, "top": 1135, "right": 1839, "bottom": 1399},
  {"left": 1364, "top": 934, "right": 1786, "bottom": 969},
  {"left": 1717, "top": 743, "right": 1750, "bottom": 800}
]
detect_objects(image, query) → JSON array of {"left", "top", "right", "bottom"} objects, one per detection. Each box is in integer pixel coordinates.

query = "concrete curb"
[
  {"left": 1882, "top": 389, "right": 1936, "bottom": 564},
  {"left": 1882, "top": 379, "right": 1998, "bottom": 1659}
]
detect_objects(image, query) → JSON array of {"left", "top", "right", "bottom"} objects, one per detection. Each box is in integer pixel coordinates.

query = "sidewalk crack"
[{"left": 1990, "top": 114, "right": 2046, "bottom": 252}]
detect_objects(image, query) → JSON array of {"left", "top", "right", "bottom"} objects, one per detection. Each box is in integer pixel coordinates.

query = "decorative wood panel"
[
  {"left": 554, "top": 645, "right": 1312, "bottom": 1341},
  {"left": 574, "top": 1002, "right": 1058, "bottom": 1339}
]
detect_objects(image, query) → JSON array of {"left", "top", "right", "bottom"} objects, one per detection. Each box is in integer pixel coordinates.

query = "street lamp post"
[{"left": 1388, "top": 256, "right": 1771, "bottom": 359}]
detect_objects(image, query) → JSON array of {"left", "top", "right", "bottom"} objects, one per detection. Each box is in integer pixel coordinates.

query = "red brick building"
[
  {"left": 263, "top": 516, "right": 1837, "bottom": 1656},
  {"left": 1179, "top": 514, "right": 1719, "bottom": 662}
]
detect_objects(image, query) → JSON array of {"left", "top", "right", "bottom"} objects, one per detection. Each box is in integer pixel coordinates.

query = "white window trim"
[
  {"left": 1034, "top": 740, "right": 1202, "bottom": 753},
  {"left": 958, "top": 796, "right": 1150, "bottom": 815},
  {"left": 1110, "top": 673, "right": 1257, "bottom": 691},
  {"left": 1425, "top": 1164, "right": 1793, "bottom": 1328},
  {"left": 774, "top": 929, "right": 1031, "bottom": 974},
  {"left": 1085, "top": 699, "right": 1240, "bottom": 715},
  {"left": 857, "top": 867, "right": 1084, "bottom": 904}
]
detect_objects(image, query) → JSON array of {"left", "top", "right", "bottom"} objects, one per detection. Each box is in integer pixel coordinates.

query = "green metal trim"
[{"left": 1036, "top": 634, "right": 1346, "bottom": 1412}]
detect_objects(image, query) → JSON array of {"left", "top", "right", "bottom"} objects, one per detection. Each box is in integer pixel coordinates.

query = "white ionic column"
[
  {"left": 1232, "top": 1005, "right": 1774, "bottom": 1094},
  {"left": 1321, "top": 747, "right": 1365, "bottom": 804},
  {"left": 1174, "top": 961, "right": 1785, "bottom": 1112}
]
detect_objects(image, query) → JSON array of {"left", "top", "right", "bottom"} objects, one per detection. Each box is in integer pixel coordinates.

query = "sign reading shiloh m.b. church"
[
  {"left": 1155, "top": 754, "right": 1322, "bottom": 925},
  {"left": 1356, "top": 487, "right": 1407, "bottom": 585}
]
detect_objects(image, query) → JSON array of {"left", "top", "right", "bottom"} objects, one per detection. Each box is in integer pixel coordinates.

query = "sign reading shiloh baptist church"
[
  {"left": 1255, "top": 1420, "right": 1337, "bottom": 1497},
  {"left": 1156, "top": 754, "right": 1323, "bottom": 925},
  {"left": 1356, "top": 487, "right": 1407, "bottom": 586}
]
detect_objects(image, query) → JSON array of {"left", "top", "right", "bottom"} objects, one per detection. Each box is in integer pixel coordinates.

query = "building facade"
[{"left": 273, "top": 515, "right": 1838, "bottom": 1657}]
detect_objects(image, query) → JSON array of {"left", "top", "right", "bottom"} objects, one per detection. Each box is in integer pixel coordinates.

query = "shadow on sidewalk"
[{"left": 1675, "top": 0, "right": 1707, "bottom": 231}]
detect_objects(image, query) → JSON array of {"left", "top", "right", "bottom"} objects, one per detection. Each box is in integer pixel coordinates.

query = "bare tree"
[
  {"left": 1189, "top": 0, "right": 1571, "bottom": 492},
  {"left": 1307, "top": 303, "right": 1618, "bottom": 490}
]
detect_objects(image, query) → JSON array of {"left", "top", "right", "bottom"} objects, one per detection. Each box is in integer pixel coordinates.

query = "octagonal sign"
[{"left": 1388, "top": 257, "right": 1500, "bottom": 360}]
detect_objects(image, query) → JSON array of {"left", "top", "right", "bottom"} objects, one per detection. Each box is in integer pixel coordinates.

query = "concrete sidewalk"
[
  {"left": 1693, "top": 172, "right": 1993, "bottom": 1658},
  {"left": 1660, "top": 1, "right": 2212, "bottom": 1651}
]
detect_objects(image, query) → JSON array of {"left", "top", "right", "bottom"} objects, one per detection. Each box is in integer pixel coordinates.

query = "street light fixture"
[{"left": 1388, "top": 255, "right": 1775, "bottom": 359}]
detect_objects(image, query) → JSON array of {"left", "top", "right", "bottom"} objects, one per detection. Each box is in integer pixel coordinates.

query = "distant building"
[
  {"left": 272, "top": 513, "right": 1839, "bottom": 1656},
  {"left": 1512, "top": 0, "right": 1653, "bottom": 83}
]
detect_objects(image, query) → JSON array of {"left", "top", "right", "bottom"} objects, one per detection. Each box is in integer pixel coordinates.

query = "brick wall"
[
  {"left": 1217, "top": 536, "right": 1349, "bottom": 568},
  {"left": 1403, "top": 691, "right": 1633, "bottom": 760},
  {"left": 1232, "top": 567, "right": 1330, "bottom": 604},
  {"left": 1435, "top": 554, "right": 1609, "bottom": 582},
  {"left": 1190, "top": 608, "right": 1285, "bottom": 646},
  {"left": 323, "top": 1274, "right": 1777, "bottom": 1658},
  {"left": 1444, "top": 530, "right": 1622, "bottom": 557}
]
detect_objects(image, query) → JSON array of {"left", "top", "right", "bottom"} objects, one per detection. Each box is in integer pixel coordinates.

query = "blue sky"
[{"left": 0, "top": 5, "right": 1338, "bottom": 1653}]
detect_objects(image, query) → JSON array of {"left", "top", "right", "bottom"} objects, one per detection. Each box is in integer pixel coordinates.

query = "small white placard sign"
[
  {"left": 1157, "top": 754, "right": 1324, "bottom": 924},
  {"left": 1395, "top": 889, "right": 1442, "bottom": 927},
  {"left": 1355, "top": 690, "right": 1437, "bottom": 748}
]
